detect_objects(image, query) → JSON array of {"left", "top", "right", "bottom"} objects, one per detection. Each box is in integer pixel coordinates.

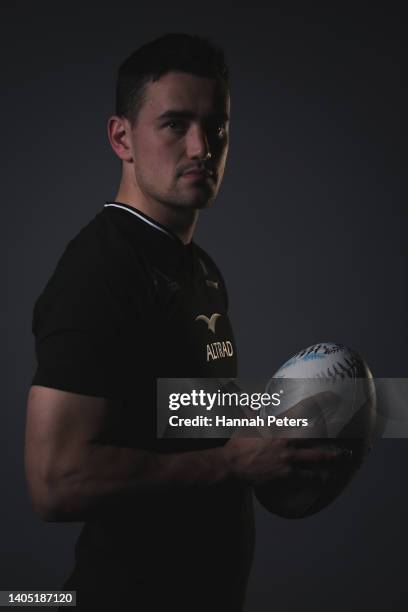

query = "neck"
[{"left": 114, "top": 185, "right": 199, "bottom": 245}]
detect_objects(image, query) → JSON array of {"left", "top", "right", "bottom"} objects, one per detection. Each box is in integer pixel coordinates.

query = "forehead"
[{"left": 141, "top": 71, "right": 230, "bottom": 118}]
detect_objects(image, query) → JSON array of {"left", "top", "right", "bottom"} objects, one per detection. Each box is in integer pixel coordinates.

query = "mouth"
[{"left": 180, "top": 167, "right": 215, "bottom": 181}]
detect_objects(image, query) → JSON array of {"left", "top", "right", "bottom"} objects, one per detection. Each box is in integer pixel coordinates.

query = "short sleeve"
[{"left": 32, "top": 221, "right": 146, "bottom": 399}]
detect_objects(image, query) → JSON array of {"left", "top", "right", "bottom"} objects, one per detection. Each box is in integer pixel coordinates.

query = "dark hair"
[{"left": 116, "top": 33, "right": 229, "bottom": 125}]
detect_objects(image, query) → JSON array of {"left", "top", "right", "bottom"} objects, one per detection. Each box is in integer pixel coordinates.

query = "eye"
[
  {"left": 208, "top": 121, "right": 227, "bottom": 138},
  {"left": 164, "top": 120, "right": 187, "bottom": 133}
]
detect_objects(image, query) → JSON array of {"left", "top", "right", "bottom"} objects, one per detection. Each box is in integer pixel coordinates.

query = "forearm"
[{"left": 45, "top": 443, "right": 231, "bottom": 521}]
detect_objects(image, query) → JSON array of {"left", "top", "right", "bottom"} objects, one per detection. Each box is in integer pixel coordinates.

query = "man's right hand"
[{"left": 223, "top": 436, "right": 351, "bottom": 487}]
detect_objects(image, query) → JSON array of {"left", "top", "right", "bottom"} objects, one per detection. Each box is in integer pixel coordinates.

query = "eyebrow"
[{"left": 156, "top": 110, "right": 229, "bottom": 122}]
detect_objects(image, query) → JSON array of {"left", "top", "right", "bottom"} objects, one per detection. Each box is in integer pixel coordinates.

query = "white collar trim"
[{"left": 104, "top": 202, "right": 175, "bottom": 240}]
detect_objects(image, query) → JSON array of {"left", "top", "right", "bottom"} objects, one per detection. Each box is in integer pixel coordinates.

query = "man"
[{"left": 25, "top": 33, "right": 349, "bottom": 611}]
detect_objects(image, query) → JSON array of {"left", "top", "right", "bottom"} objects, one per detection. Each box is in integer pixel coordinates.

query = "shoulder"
[
  {"left": 58, "top": 210, "right": 140, "bottom": 272},
  {"left": 40, "top": 210, "right": 147, "bottom": 290},
  {"left": 32, "top": 210, "right": 149, "bottom": 332}
]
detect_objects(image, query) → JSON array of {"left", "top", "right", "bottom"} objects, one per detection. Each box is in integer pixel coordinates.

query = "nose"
[{"left": 186, "top": 123, "right": 211, "bottom": 160}]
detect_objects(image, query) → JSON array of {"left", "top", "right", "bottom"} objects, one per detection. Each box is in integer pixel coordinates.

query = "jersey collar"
[
  {"left": 104, "top": 201, "right": 186, "bottom": 246},
  {"left": 104, "top": 201, "right": 204, "bottom": 286}
]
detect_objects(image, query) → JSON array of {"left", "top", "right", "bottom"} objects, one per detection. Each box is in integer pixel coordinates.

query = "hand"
[{"left": 223, "top": 436, "right": 352, "bottom": 486}]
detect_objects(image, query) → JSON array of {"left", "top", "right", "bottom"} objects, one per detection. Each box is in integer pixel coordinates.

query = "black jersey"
[{"left": 32, "top": 202, "right": 254, "bottom": 611}]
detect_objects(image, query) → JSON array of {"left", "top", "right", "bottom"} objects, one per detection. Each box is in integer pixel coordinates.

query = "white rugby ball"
[
  {"left": 255, "top": 342, "right": 377, "bottom": 518},
  {"left": 264, "top": 342, "right": 376, "bottom": 438}
]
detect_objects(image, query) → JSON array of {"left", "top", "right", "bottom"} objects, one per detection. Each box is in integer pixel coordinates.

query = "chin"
[
  {"left": 195, "top": 196, "right": 215, "bottom": 210},
  {"left": 177, "top": 194, "right": 215, "bottom": 210},
  {"left": 163, "top": 185, "right": 217, "bottom": 211}
]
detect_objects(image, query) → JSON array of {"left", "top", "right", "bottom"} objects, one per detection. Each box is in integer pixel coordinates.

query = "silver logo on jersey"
[
  {"left": 195, "top": 313, "right": 221, "bottom": 334},
  {"left": 206, "top": 341, "right": 234, "bottom": 362},
  {"left": 206, "top": 280, "right": 219, "bottom": 289}
]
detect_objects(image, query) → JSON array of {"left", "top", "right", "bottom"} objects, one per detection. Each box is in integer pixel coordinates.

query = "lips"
[{"left": 181, "top": 168, "right": 214, "bottom": 179}]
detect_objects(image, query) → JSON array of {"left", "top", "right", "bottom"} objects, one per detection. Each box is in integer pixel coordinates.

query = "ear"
[{"left": 107, "top": 115, "right": 133, "bottom": 162}]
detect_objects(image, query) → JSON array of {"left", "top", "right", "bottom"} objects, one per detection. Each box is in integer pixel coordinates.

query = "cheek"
[
  {"left": 148, "top": 153, "right": 176, "bottom": 183},
  {"left": 144, "top": 138, "right": 179, "bottom": 172},
  {"left": 215, "top": 142, "right": 229, "bottom": 169},
  {"left": 221, "top": 141, "right": 229, "bottom": 161}
]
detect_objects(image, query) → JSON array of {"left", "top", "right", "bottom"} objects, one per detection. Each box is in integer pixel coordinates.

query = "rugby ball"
[{"left": 255, "top": 342, "right": 377, "bottom": 518}]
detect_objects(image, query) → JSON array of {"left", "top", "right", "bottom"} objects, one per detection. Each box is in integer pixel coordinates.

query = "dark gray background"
[{"left": 3, "top": 3, "right": 405, "bottom": 610}]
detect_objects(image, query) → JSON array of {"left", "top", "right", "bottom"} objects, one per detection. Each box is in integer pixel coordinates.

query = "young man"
[{"left": 25, "top": 34, "right": 348, "bottom": 611}]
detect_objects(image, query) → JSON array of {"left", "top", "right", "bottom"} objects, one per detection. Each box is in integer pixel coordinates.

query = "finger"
[
  {"left": 294, "top": 468, "right": 332, "bottom": 482},
  {"left": 286, "top": 437, "right": 329, "bottom": 449},
  {"left": 292, "top": 446, "right": 353, "bottom": 464}
]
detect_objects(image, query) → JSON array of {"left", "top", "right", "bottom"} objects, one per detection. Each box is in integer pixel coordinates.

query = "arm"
[
  {"left": 25, "top": 385, "right": 229, "bottom": 522},
  {"left": 25, "top": 386, "right": 349, "bottom": 523}
]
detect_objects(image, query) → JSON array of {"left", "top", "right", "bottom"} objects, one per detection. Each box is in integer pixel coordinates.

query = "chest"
[{"left": 146, "top": 259, "right": 238, "bottom": 378}]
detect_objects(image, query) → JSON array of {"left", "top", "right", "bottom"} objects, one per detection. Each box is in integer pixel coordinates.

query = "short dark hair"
[{"left": 116, "top": 33, "right": 229, "bottom": 125}]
